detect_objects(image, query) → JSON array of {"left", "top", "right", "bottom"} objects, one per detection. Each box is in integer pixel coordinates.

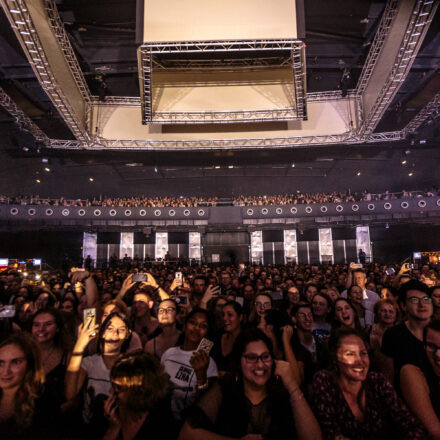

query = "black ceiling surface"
[{"left": 0, "top": 0, "right": 439, "bottom": 198}]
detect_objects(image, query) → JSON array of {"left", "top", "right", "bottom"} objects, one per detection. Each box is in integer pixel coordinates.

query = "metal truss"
[
  {"left": 49, "top": 131, "right": 402, "bottom": 151},
  {"left": 152, "top": 56, "right": 292, "bottom": 71},
  {"left": 356, "top": 0, "right": 399, "bottom": 95},
  {"left": 43, "top": 0, "right": 91, "bottom": 103},
  {"left": 358, "top": 0, "right": 438, "bottom": 136},
  {"left": 138, "top": 40, "right": 306, "bottom": 124},
  {"left": 0, "top": 86, "right": 50, "bottom": 143},
  {"left": 142, "top": 40, "right": 304, "bottom": 54},
  {"left": 0, "top": 0, "right": 90, "bottom": 143},
  {"left": 402, "top": 91, "right": 440, "bottom": 136}
]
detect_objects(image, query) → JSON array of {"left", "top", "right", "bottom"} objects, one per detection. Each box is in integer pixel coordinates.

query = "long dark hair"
[{"left": 97, "top": 312, "right": 131, "bottom": 355}]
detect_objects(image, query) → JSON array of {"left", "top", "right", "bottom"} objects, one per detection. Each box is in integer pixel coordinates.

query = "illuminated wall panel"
[
  {"left": 83, "top": 232, "right": 97, "bottom": 264},
  {"left": 189, "top": 232, "right": 201, "bottom": 260},
  {"left": 283, "top": 230, "right": 298, "bottom": 263},
  {"left": 251, "top": 230, "right": 263, "bottom": 264},
  {"left": 120, "top": 232, "right": 134, "bottom": 259},
  {"left": 155, "top": 232, "right": 168, "bottom": 260},
  {"left": 319, "top": 228, "right": 334, "bottom": 264},
  {"left": 356, "top": 226, "right": 372, "bottom": 263}
]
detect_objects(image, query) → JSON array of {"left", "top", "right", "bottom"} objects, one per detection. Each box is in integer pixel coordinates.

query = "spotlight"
[
  {"left": 89, "top": 177, "right": 94, "bottom": 182},
  {"left": 408, "top": 172, "right": 413, "bottom": 177},
  {"left": 291, "top": 163, "right": 295, "bottom": 168},
  {"left": 41, "top": 158, "right": 49, "bottom": 163},
  {"left": 36, "top": 179, "right": 41, "bottom": 183},
  {"left": 356, "top": 171, "right": 361, "bottom": 176},
  {"left": 22, "top": 146, "right": 29, "bottom": 152},
  {"left": 385, "top": 223, "right": 389, "bottom": 229},
  {"left": 44, "top": 167, "right": 50, "bottom": 172},
  {"left": 401, "top": 160, "right": 407, "bottom": 165}
]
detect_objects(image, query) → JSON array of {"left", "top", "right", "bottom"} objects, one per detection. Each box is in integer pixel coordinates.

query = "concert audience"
[
  {"left": 1, "top": 187, "right": 438, "bottom": 208},
  {"left": 1, "top": 260, "right": 440, "bottom": 438}
]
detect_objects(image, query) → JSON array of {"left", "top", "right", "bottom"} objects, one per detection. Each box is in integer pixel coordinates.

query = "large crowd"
[
  {"left": 0, "top": 188, "right": 438, "bottom": 209},
  {"left": 1, "top": 259, "right": 440, "bottom": 439}
]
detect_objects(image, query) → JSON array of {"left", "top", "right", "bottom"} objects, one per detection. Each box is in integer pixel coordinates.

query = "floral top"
[{"left": 312, "top": 370, "right": 427, "bottom": 440}]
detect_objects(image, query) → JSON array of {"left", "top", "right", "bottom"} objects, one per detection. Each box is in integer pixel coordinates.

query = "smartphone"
[
  {"left": 175, "top": 272, "right": 183, "bottom": 286},
  {"left": 235, "top": 297, "right": 244, "bottom": 306},
  {"left": 177, "top": 295, "right": 187, "bottom": 305},
  {"left": 197, "top": 337, "right": 214, "bottom": 355},
  {"left": 132, "top": 273, "right": 147, "bottom": 282},
  {"left": 0, "top": 305, "right": 15, "bottom": 319},
  {"left": 353, "top": 263, "right": 363, "bottom": 269},
  {"left": 270, "top": 291, "right": 283, "bottom": 301},
  {"left": 239, "top": 264, "right": 245, "bottom": 270},
  {"left": 385, "top": 268, "right": 395, "bottom": 276},
  {"left": 83, "top": 308, "right": 96, "bottom": 330},
  {"left": 405, "top": 263, "right": 419, "bottom": 270}
]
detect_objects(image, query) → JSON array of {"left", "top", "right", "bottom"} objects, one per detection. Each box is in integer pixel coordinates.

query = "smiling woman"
[
  {"left": 312, "top": 327, "right": 426, "bottom": 440},
  {"left": 179, "top": 328, "right": 322, "bottom": 440}
]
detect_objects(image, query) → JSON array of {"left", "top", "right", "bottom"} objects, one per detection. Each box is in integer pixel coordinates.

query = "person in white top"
[{"left": 161, "top": 308, "right": 218, "bottom": 422}]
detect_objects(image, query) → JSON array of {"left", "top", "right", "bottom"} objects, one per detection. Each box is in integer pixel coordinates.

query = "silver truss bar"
[
  {"left": 48, "top": 131, "right": 401, "bottom": 151},
  {"left": 358, "top": 0, "right": 438, "bottom": 136},
  {"left": 138, "top": 47, "right": 152, "bottom": 124},
  {"left": 291, "top": 45, "right": 307, "bottom": 119},
  {"left": 150, "top": 108, "right": 301, "bottom": 124},
  {"left": 0, "top": 0, "right": 90, "bottom": 142},
  {"left": 92, "top": 90, "right": 355, "bottom": 107},
  {"left": 151, "top": 56, "right": 292, "bottom": 71},
  {"left": 356, "top": 0, "right": 399, "bottom": 95},
  {"left": 138, "top": 40, "right": 306, "bottom": 124},
  {"left": 0, "top": 86, "right": 50, "bottom": 143},
  {"left": 402, "top": 91, "right": 440, "bottom": 136},
  {"left": 43, "top": 0, "right": 91, "bottom": 102},
  {"left": 142, "top": 40, "right": 304, "bottom": 54}
]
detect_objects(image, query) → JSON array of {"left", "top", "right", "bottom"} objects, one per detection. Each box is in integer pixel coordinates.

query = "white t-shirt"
[
  {"left": 81, "top": 354, "right": 111, "bottom": 424},
  {"left": 161, "top": 346, "right": 218, "bottom": 421}
]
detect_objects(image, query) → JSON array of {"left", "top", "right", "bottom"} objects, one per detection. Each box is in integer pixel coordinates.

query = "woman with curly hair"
[
  {"left": 103, "top": 351, "right": 177, "bottom": 439},
  {"left": 0, "top": 333, "right": 60, "bottom": 439}
]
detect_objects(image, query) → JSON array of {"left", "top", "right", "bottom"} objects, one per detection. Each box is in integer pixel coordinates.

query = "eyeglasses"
[
  {"left": 158, "top": 307, "right": 176, "bottom": 314},
  {"left": 255, "top": 302, "right": 271, "bottom": 308},
  {"left": 243, "top": 353, "right": 272, "bottom": 364},
  {"left": 297, "top": 312, "right": 313, "bottom": 319},
  {"left": 425, "top": 342, "right": 440, "bottom": 353},
  {"left": 406, "top": 296, "right": 432, "bottom": 304}
]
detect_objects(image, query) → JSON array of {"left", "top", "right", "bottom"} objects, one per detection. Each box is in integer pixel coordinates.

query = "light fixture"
[
  {"left": 215, "top": 166, "right": 220, "bottom": 169},
  {"left": 401, "top": 160, "right": 407, "bottom": 165},
  {"left": 36, "top": 179, "right": 40, "bottom": 183},
  {"left": 89, "top": 177, "right": 94, "bottom": 182},
  {"left": 408, "top": 172, "right": 413, "bottom": 177},
  {"left": 291, "top": 163, "right": 295, "bottom": 168},
  {"left": 228, "top": 165, "right": 234, "bottom": 169},
  {"left": 44, "top": 167, "right": 50, "bottom": 172},
  {"left": 154, "top": 167, "right": 158, "bottom": 173},
  {"left": 356, "top": 171, "right": 361, "bottom": 176},
  {"left": 41, "top": 158, "right": 49, "bottom": 163}
]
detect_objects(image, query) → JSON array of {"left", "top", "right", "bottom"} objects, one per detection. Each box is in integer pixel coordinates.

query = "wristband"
[
  {"left": 290, "top": 392, "right": 304, "bottom": 403},
  {"left": 71, "top": 351, "right": 84, "bottom": 356}
]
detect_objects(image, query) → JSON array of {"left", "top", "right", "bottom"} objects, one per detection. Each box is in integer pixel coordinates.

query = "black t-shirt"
[{"left": 381, "top": 322, "right": 424, "bottom": 387}]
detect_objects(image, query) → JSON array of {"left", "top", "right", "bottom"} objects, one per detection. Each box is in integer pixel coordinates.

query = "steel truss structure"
[
  {"left": 0, "top": 86, "right": 49, "bottom": 143},
  {"left": 355, "top": 0, "right": 399, "bottom": 95},
  {"left": 49, "top": 131, "right": 402, "bottom": 151},
  {"left": 138, "top": 40, "right": 306, "bottom": 124},
  {"left": 402, "top": 91, "right": 440, "bottom": 136},
  {"left": 0, "top": 0, "right": 90, "bottom": 143},
  {"left": 358, "top": 0, "right": 438, "bottom": 136}
]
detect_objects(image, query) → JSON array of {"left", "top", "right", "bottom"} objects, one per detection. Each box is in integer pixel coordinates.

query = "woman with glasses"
[
  {"left": 161, "top": 308, "right": 218, "bottom": 423},
  {"left": 401, "top": 319, "right": 440, "bottom": 439},
  {"left": 247, "top": 293, "right": 272, "bottom": 327},
  {"left": 312, "top": 327, "right": 426, "bottom": 440},
  {"left": 65, "top": 312, "right": 131, "bottom": 437},
  {"left": 145, "top": 299, "right": 181, "bottom": 359},
  {"left": 179, "top": 328, "right": 321, "bottom": 440},
  {"left": 103, "top": 351, "right": 177, "bottom": 440}
]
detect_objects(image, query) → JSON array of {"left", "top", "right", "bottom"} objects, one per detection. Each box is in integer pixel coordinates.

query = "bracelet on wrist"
[
  {"left": 290, "top": 392, "right": 304, "bottom": 403},
  {"left": 71, "top": 351, "right": 84, "bottom": 356}
]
